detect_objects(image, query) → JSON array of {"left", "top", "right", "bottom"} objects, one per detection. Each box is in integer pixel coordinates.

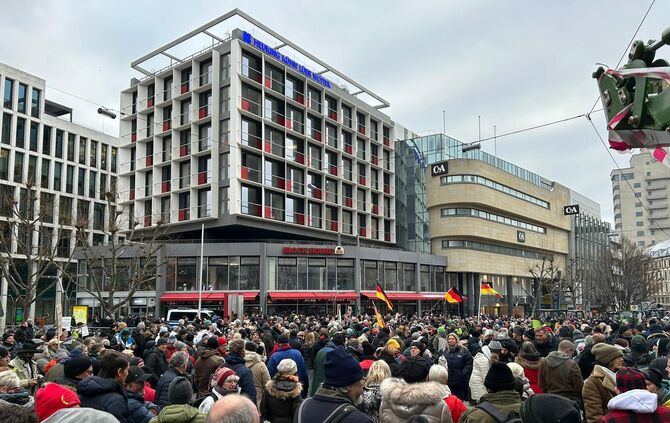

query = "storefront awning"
[
  {"left": 269, "top": 292, "right": 358, "bottom": 301},
  {"left": 160, "top": 292, "right": 258, "bottom": 302},
  {"left": 361, "top": 291, "right": 441, "bottom": 301}
]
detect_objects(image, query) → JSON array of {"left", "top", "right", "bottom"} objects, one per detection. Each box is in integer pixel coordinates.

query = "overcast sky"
[{"left": 2, "top": 1, "right": 668, "bottom": 225}]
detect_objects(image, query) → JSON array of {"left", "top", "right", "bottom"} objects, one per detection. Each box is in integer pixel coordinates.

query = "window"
[
  {"left": 67, "top": 134, "right": 75, "bottom": 161},
  {"left": 27, "top": 155, "right": 37, "bottom": 184},
  {"left": 15, "top": 117, "right": 25, "bottom": 148},
  {"left": 180, "top": 99, "right": 191, "bottom": 125},
  {"left": 53, "top": 162, "right": 62, "bottom": 191},
  {"left": 622, "top": 172, "right": 634, "bottom": 180},
  {"left": 441, "top": 240, "right": 551, "bottom": 260},
  {"left": 17, "top": 83, "right": 27, "bottom": 114},
  {"left": 89, "top": 171, "right": 97, "bottom": 198},
  {"left": 3, "top": 78, "right": 13, "bottom": 109},
  {"left": 198, "top": 188, "right": 211, "bottom": 217},
  {"left": 440, "top": 207, "right": 546, "bottom": 233},
  {"left": 29, "top": 122, "right": 38, "bottom": 151},
  {"left": 1, "top": 113, "right": 10, "bottom": 144},
  {"left": 78, "top": 168, "right": 86, "bottom": 196},
  {"left": 42, "top": 125, "right": 51, "bottom": 155},
  {"left": 41, "top": 159, "right": 50, "bottom": 188},
  {"left": 111, "top": 147, "right": 117, "bottom": 173},
  {"left": 100, "top": 144, "right": 107, "bottom": 170},
  {"left": 90, "top": 140, "right": 97, "bottom": 168},
  {"left": 637, "top": 221, "right": 644, "bottom": 227},
  {"left": 634, "top": 182, "right": 641, "bottom": 188},
  {"left": 638, "top": 231, "right": 645, "bottom": 236},
  {"left": 441, "top": 174, "right": 550, "bottom": 208},
  {"left": 636, "top": 211, "right": 643, "bottom": 217},
  {"left": 79, "top": 137, "right": 87, "bottom": 164},
  {"left": 0, "top": 149, "right": 8, "bottom": 180},
  {"left": 93, "top": 203, "right": 105, "bottom": 231},
  {"left": 55, "top": 130, "right": 63, "bottom": 158},
  {"left": 13, "top": 152, "right": 23, "bottom": 183},
  {"left": 31, "top": 88, "right": 40, "bottom": 118}
]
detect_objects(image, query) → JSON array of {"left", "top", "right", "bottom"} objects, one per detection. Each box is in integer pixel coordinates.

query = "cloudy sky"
[{"left": 2, "top": 1, "right": 668, "bottom": 224}]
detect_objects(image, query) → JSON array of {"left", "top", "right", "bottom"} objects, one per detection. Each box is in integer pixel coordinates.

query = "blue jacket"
[
  {"left": 268, "top": 345, "right": 310, "bottom": 398},
  {"left": 154, "top": 367, "right": 183, "bottom": 408},
  {"left": 222, "top": 353, "right": 257, "bottom": 405},
  {"left": 77, "top": 376, "right": 130, "bottom": 423},
  {"left": 126, "top": 390, "right": 157, "bottom": 423}
]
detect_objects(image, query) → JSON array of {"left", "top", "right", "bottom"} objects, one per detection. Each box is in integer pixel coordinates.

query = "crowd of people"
[{"left": 2, "top": 313, "right": 670, "bottom": 422}]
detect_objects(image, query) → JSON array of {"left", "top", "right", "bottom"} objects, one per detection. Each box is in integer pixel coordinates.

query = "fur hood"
[
  {"left": 265, "top": 378, "right": 302, "bottom": 400},
  {"left": 591, "top": 364, "right": 617, "bottom": 393},
  {"left": 379, "top": 378, "right": 449, "bottom": 418},
  {"left": 244, "top": 351, "right": 264, "bottom": 366}
]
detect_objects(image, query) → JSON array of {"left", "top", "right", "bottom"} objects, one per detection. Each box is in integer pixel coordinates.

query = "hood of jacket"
[
  {"left": 476, "top": 345, "right": 492, "bottom": 360},
  {"left": 154, "top": 404, "right": 202, "bottom": 422},
  {"left": 77, "top": 375, "right": 126, "bottom": 398},
  {"left": 225, "top": 353, "right": 245, "bottom": 365},
  {"left": 199, "top": 348, "right": 219, "bottom": 360},
  {"left": 380, "top": 378, "right": 449, "bottom": 418},
  {"left": 607, "top": 389, "right": 658, "bottom": 413},
  {"left": 591, "top": 364, "right": 617, "bottom": 393},
  {"left": 516, "top": 355, "right": 541, "bottom": 370},
  {"left": 265, "top": 378, "right": 302, "bottom": 400},
  {"left": 244, "top": 351, "right": 263, "bottom": 366},
  {"left": 545, "top": 351, "right": 570, "bottom": 368}
]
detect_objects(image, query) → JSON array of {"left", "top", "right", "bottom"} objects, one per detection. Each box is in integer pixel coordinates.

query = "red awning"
[
  {"left": 269, "top": 292, "right": 357, "bottom": 301},
  {"left": 361, "top": 291, "right": 438, "bottom": 301},
  {"left": 160, "top": 292, "right": 258, "bottom": 302}
]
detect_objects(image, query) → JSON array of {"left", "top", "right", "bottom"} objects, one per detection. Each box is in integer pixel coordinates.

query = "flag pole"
[
  {"left": 197, "top": 223, "right": 205, "bottom": 319},
  {"left": 478, "top": 280, "right": 482, "bottom": 323}
]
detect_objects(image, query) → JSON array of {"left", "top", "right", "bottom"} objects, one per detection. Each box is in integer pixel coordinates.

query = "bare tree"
[
  {"left": 560, "top": 258, "right": 583, "bottom": 311},
  {"left": 58, "top": 191, "right": 167, "bottom": 319},
  {"left": 0, "top": 181, "right": 78, "bottom": 321},
  {"left": 525, "top": 255, "right": 563, "bottom": 317},
  {"left": 591, "top": 236, "right": 663, "bottom": 312}
]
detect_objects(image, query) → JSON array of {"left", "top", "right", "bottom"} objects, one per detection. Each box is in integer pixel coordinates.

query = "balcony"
[
  {"left": 287, "top": 212, "right": 305, "bottom": 225},
  {"left": 240, "top": 166, "right": 261, "bottom": 183},
  {"left": 266, "top": 175, "right": 286, "bottom": 190},
  {"left": 310, "top": 188, "right": 323, "bottom": 200},
  {"left": 288, "top": 90, "right": 304, "bottom": 105},
  {"left": 241, "top": 201, "right": 262, "bottom": 217},
  {"left": 310, "top": 129, "right": 322, "bottom": 142},
  {"left": 241, "top": 97, "right": 261, "bottom": 116},
  {"left": 264, "top": 205, "right": 284, "bottom": 221},
  {"left": 242, "top": 65, "right": 262, "bottom": 84}
]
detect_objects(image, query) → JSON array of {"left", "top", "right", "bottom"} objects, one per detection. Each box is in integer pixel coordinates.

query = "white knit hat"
[
  {"left": 0, "top": 369, "right": 21, "bottom": 389},
  {"left": 277, "top": 358, "right": 297, "bottom": 375}
]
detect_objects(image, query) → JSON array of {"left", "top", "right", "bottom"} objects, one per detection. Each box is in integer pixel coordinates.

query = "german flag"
[
  {"left": 444, "top": 287, "right": 463, "bottom": 303},
  {"left": 375, "top": 282, "right": 393, "bottom": 311},
  {"left": 480, "top": 283, "right": 503, "bottom": 298},
  {"left": 373, "top": 303, "right": 385, "bottom": 328}
]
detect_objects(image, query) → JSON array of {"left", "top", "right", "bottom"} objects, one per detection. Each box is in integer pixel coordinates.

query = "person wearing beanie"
[
  {"left": 433, "top": 326, "right": 448, "bottom": 354},
  {"left": 558, "top": 326, "right": 573, "bottom": 341},
  {"left": 196, "top": 368, "right": 240, "bottom": 414},
  {"left": 77, "top": 350, "right": 131, "bottom": 423},
  {"left": 533, "top": 327, "right": 559, "bottom": 358},
  {"left": 538, "top": 340, "right": 583, "bottom": 402},
  {"left": 602, "top": 367, "right": 670, "bottom": 423},
  {"left": 378, "top": 359, "right": 451, "bottom": 422},
  {"left": 219, "top": 339, "right": 259, "bottom": 405},
  {"left": 144, "top": 337, "right": 168, "bottom": 379},
  {"left": 244, "top": 338, "right": 270, "bottom": 409},
  {"left": 520, "top": 393, "right": 581, "bottom": 423},
  {"left": 298, "top": 346, "right": 373, "bottom": 423},
  {"left": 261, "top": 358, "right": 303, "bottom": 423},
  {"left": 442, "top": 332, "right": 473, "bottom": 401},
  {"left": 577, "top": 333, "right": 606, "bottom": 380},
  {"left": 35, "top": 382, "right": 81, "bottom": 421},
  {"left": 125, "top": 365, "right": 158, "bottom": 423},
  {"left": 469, "top": 340, "right": 501, "bottom": 403},
  {"left": 583, "top": 342, "right": 625, "bottom": 423},
  {"left": 624, "top": 335, "right": 654, "bottom": 369},
  {"left": 358, "top": 341, "right": 377, "bottom": 373},
  {"left": 151, "top": 376, "right": 206, "bottom": 423},
  {"left": 56, "top": 356, "right": 93, "bottom": 389},
  {"left": 460, "top": 361, "right": 522, "bottom": 423},
  {"left": 193, "top": 335, "right": 223, "bottom": 397},
  {"left": 154, "top": 350, "right": 190, "bottom": 409},
  {"left": 643, "top": 367, "right": 670, "bottom": 405}
]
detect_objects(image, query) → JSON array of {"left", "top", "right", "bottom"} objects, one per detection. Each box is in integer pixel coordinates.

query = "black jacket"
[
  {"left": 534, "top": 336, "right": 559, "bottom": 358},
  {"left": 77, "top": 376, "right": 130, "bottom": 423},
  {"left": 443, "top": 345, "right": 473, "bottom": 388},
  {"left": 576, "top": 346, "right": 597, "bottom": 379},
  {"left": 145, "top": 348, "right": 168, "bottom": 378},
  {"left": 131, "top": 329, "right": 147, "bottom": 358},
  {"left": 295, "top": 386, "right": 372, "bottom": 423},
  {"left": 154, "top": 367, "right": 183, "bottom": 408},
  {"left": 223, "top": 353, "right": 257, "bottom": 405}
]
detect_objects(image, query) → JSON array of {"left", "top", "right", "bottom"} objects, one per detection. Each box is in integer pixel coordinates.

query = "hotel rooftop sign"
[{"left": 242, "top": 31, "right": 332, "bottom": 89}]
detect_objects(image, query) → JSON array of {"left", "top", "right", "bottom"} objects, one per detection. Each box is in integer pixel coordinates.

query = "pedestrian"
[
  {"left": 583, "top": 342, "right": 624, "bottom": 423},
  {"left": 206, "top": 394, "right": 260, "bottom": 423},
  {"left": 261, "top": 358, "right": 303, "bottom": 423},
  {"left": 533, "top": 327, "right": 559, "bottom": 358},
  {"left": 470, "top": 340, "right": 501, "bottom": 403},
  {"left": 56, "top": 356, "right": 93, "bottom": 389},
  {"left": 78, "top": 350, "right": 131, "bottom": 423},
  {"left": 221, "top": 339, "right": 258, "bottom": 404},
  {"left": 145, "top": 338, "right": 168, "bottom": 379},
  {"left": 296, "top": 346, "right": 373, "bottom": 422},
  {"left": 459, "top": 361, "right": 522, "bottom": 423},
  {"left": 154, "top": 350, "right": 189, "bottom": 408},
  {"left": 197, "top": 368, "right": 240, "bottom": 414},
  {"left": 125, "top": 365, "right": 159, "bottom": 423},
  {"left": 428, "top": 364, "right": 467, "bottom": 423},
  {"left": 442, "top": 331, "right": 472, "bottom": 401},
  {"left": 360, "top": 360, "right": 392, "bottom": 423},
  {"left": 10, "top": 340, "right": 41, "bottom": 395},
  {"left": 150, "top": 376, "right": 206, "bottom": 423},
  {"left": 193, "top": 336, "right": 223, "bottom": 397},
  {"left": 624, "top": 335, "right": 654, "bottom": 369},
  {"left": 267, "top": 335, "right": 309, "bottom": 398},
  {"left": 35, "top": 382, "right": 81, "bottom": 421},
  {"left": 244, "top": 340, "right": 270, "bottom": 409},
  {"left": 519, "top": 393, "right": 582, "bottom": 423},
  {"left": 538, "top": 340, "right": 583, "bottom": 402},
  {"left": 602, "top": 367, "right": 670, "bottom": 422},
  {"left": 516, "top": 341, "right": 543, "bottom": 394}
]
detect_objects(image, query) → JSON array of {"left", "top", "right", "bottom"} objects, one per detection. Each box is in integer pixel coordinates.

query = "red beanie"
[
  {"left": 36, "top": 382, "right": 81, "bottom": 420},
  {"left": 215, "top": 367, "right": 237, "bottom": 386},
  {"left": 218, "top": 336, "right": 227, "bottom": 346}
]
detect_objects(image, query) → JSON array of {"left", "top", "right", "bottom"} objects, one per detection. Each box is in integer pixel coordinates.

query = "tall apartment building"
[
  {"left": 612, "top": 152, "right": 670, "bottom": 247},
  {"left": 0, "top": 63, "right": 118, "bottom": 325}
]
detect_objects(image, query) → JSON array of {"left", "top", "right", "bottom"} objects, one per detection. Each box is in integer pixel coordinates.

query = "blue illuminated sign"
[{"left": 242, "top": 31, "right": 332, "bottom": 89}]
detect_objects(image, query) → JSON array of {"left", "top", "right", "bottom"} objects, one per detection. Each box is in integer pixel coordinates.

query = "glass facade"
[{"left": 394, "top": 140, "right": 429, "bottom": 252}]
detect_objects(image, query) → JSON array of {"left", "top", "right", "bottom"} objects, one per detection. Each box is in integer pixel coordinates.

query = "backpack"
[
  {"left": 296, "top": 399, "right": 357, "bottom": 423},
  {"left": 475, "top": 402, "right": 522, "bottom": 423},
  {"left": 192, "top": 392, "right": 217, "bottom": 409}
]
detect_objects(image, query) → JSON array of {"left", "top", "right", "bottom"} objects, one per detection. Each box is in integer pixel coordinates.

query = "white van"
[{"left": 166, "top": 308, "right": 214, "bottom": 326}]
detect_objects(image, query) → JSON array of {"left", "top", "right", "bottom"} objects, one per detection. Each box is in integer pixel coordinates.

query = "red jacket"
[
  {"left": 602, "top": 403, "right": 670, "bottom": 423},
  {"left": 443, "top": 393, "right": 467, "bottom": 423},
  {"left": 524, "top": 367, "right": 542, "bottom": 394}
]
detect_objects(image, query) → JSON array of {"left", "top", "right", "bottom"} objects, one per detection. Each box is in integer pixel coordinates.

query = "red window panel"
[
  {"left": 198, "top": 107, "right": 208, "bottom": 119},
  {"left": 372, "top": 157, "right": 379, "bottom": 166},
  {"left": 344, "top": 145, "right": 352, "bottom": 155},
  {"left": 163, "top": 121, "right": 171, "bottom": 132},
  {"left": 358, "top": 176, "right": 366, "bottom": 186},
  {"left": 264, "top": 77, "right": 272, "bottom": 89},
  {"left": 276, "top": 177, "right": 285, "bottom": 190},
  {"left": 180, "top": 146, "right": 189, "bottom": 157},
  {"left": 359, "top": 228, "right": 367, "bottom": 237},
  {"left": 330, "top": 222, "right": 338, "bottom": 232},
  {"left": 372, "top": 205, "right": 379, "bottom": 214},
  {"left": 285, "top": 118, "right": 292, "bottom": 130},
  {"left": 313, "top": 131, "right": 322, "bottom": 142},
  {"left": 313, "top": 189, "right": 322, "bottom": 199},
  {"left": 162, "top": 182, "right": 170, "bottom": 193},
  {"left": 129, "top": 190, "right": 135, "bottom": 200},
  {"left": 264, "top": 206, "right": 272, "bottom": 219},
  {"left": 384, "top": 233, "right": 391, "bottom": 242},
  {"left": 145, "top": 157, "right": 153, "bottom": 167},
  {"left": 241, "top": 167, "right": 250, "bottom": 180},
  {"left": 178, "top": 209, "right": 187, "bottom": 221},
  {"left": 285, "top": 180, "right": 292, "bottom": 192},
  {"left": 383, "top": 137, "right": 390, "bottom": 147},
  {"left": 264, "top": 141, "right": 271, "bottom": 153},
  {"left": 295, "top": 153, "right": 305, "bottom": 165},
  {"left": 329, "top": 165, "right": 338, "bottom": 176},
  {"left": 180, "top": 83, "right": 189, "bottom": 94},
  {"left": 329, "top": 111, "right": 337, "bottom": 121},
  {"left": 144, "top": 216, "right": 152, "bottom": 227},
  {"left": 383, "top": 185, "right": 390, "bottom": 194},
  {"left": 198, "top": 172, "right": 207, "bottom": 185},
  {"left": 345, "top": 198, "right": 353, "bottom": 208},
  {"left": 296, "top": 94, "right": 304, "bottom": 104},
  {"left": 147, "top": 98, "right": 154, "bottom": 108},
  {"left": 358, "top": 127, "right": 366, "bottom": 136},
  {"left": 131, "top": 133, "right": 137, "bottom": 143},
  {"left": 296, "top": 213, "right": 305, "bottom": 225},
  {"left": 241, "top": 98, "right": 250, "bottom": 111}
]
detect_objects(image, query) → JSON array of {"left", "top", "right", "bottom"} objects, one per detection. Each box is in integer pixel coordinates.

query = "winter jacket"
[
  {"left": 55, "top": 375, "right": 83, "bottom": 390},
  {"left": 442, "top": 345, "right": 472, "bottom": 394},
  {"left": 538, "top": 351, "right": 583, "bottom": 401},
  {"left": 197, "top": 386, "right": 238, "bottom": 414},
  {"left": 9, "top": 356, "right": 38, "bottom": 395},
  {"left": 194, "top": 348, "right": 223, "bottom": 396},
  {"left": 583, "top": 364, "right": 617, "bottom": 423},
  {"left": 245, "top": 350, "right": 271, "bottom": 408},
  {"left": 466, "top": 336, "right": 482, "bottom": 357},
  {"left": 576, "top": 345, "right": 598, "bottom": 379},
  {"left": 127, "top": 390, "right": 158, "bottom": 423},
  {"left": 515, "top": 354, "right": 543, "bottom": 394},
  {"left": 78, "top": 376, "right": 130, "bottom": 423},
  {"left": 602, "top": 389, "right": 670, "bottom": 423},
  {"left": 296, "top": 386, "right": 373, "bottom": 423},
  {"left": 534, "top": 336, "right": 559, "bottom": 357},
  {"left": 300, "top": 343, "right": 314, "bottom": 370},
  {"left": 623, "top": 351, "right": 655, "bottom": 370},
  {"left": 458, "top": 390, "right": 522, "bottom": 423},
  {"left": 443, "top": 391, "right": 467, "bottom": 423},
  {"left": 43, "top": 407, "right": 119, "bottom": 422},
  {"left": 267, "top": 345, "right": 309, "bottom": 398},
  {"left": 310, "top": 342, "right": 335, "bottom": 396},
  {"left": 222, "top": 353, "right": 257, "bottom": 404},
  {"left": 132, "top": 329, "right": 147, "bottom": 358},
  {"left": 145, "top": 348, "right": 168, "bottom": 378},
  {"left": 149, "top": 405, "right": 206, "bottom": 423},
  {"left": 154, "top": 367, "right": 184, "bottom": 408},
  {"left": 360, "top": 384, "right": 382, "bottom": 423},
  {"left": 377, "top": 351, "right": 401, "bottom": 377},
  {"left": 260, "top": 377, "right": 303, "bottom": 423},
  {"left": 469, "top": 345, "right": 493, "bottom": 403},
  {"left": 378, "top": 378, "right": 452, "bottom": 423}
]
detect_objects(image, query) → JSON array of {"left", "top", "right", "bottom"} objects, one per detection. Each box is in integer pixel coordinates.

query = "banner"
[{"left": 72, "top": 305, "right": 88, "bottom": 325}]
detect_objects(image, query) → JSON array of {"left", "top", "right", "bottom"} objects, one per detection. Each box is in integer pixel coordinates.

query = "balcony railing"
[
  {"left": 241, "top": 64, "right": 263, "bottom": 84},
  {"left": 240, "top": 166, "right": 262, "bottom": 183},
  {"left": 240, "top": 96, "right": 262, "bottom": 116},
  {"left": 241, "top": 200, "right": 262, "bottom": 217},
  {"left": 240, "top": 130, "right": 263, "bottom": 150}
]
